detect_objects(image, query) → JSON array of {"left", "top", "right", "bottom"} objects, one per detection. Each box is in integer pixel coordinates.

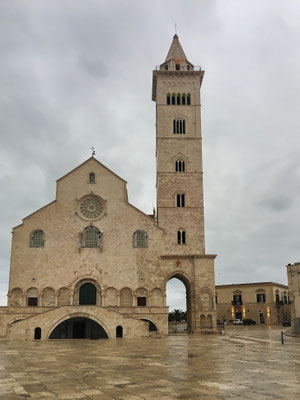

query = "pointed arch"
[{"left": 165, "top": 271, "right": 192, "bottom": 333}]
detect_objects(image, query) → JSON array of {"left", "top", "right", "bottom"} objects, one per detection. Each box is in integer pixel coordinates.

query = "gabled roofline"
[
  {"left": 13, "top": 200, "right": 56, "bottom": 230},
  {"left": 56, "top": 157, "right": 127, "bottom": 184},
  {"left": 127, "top": 202, "right": 164, "bottom": 231}
]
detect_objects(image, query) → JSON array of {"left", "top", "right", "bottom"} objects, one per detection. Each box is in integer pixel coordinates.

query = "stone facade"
[
  {"left": 0, "top": 35, "right": 217, "bottom": 340},
  {"left": 287, "top": 263, "right": 300, "bottom": 334},
  {"left": 216, "top": 282, "right": 291, "bottom": 325}
]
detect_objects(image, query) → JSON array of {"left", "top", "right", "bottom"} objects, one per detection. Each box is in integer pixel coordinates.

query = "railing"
[{"left": 155, "top": 65, "right": 202, "bottom": 71}]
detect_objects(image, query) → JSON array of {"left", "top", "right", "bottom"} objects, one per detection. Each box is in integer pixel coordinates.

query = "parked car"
[
  {"left": 243, "top": 319, "right": 256, "bottom": 325},
  {"left": 232, "top": 319, "right": 243, "bottom": 325},
  {"left": 282, "top": 320, "right": 291, "bottom": 327}
]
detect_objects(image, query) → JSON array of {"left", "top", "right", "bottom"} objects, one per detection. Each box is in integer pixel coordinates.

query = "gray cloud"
[{"left": 1, "top": 0, "right": 300, "bottom": 308}]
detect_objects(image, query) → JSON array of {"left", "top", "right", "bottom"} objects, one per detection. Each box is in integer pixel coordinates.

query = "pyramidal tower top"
[
  {"left": 165, "top": 34, "right": 188, "bottom": 62},
  {"left": 158, "top": 34, "right": 195, "bottom": 72},
  {"left": 152, "top": 35, "right": 203, "bottom": 101}
]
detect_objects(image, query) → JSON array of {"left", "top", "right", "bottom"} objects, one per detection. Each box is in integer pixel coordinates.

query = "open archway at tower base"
[
  {"left": 49, "top": 317, "right": 108, "bottom": 339},
  {"left": 167, "top": 273, "right": 192, "bottom": 334}
]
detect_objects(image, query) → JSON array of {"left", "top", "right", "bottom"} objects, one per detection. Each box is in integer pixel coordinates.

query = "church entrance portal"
[
  {"left": 49, "top": 317, "right": 108, "bottom": 339},
  {"left": 167, "top": 275, "right": 191, "bottom": 333},
  {"left": 79, "top": 283, "right": 96, "bottom": 305}
]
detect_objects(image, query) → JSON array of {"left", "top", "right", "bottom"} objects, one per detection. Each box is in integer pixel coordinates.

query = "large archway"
[
  {"left": 166, "top": 273, "right": 192, "bottom": 333},
  {"left": 49, "top": 317, "right": 108, "bottom": 339}
]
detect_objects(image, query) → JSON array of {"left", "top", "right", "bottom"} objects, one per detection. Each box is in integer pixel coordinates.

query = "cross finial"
[
  {"left": 91, "top": 147, "right": 95, "bottom": 156},
  {"left": 175, "top": 22, "right": 177, "bottom": 35}
]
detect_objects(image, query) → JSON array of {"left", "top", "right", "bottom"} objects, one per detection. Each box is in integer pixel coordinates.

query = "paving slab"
[{"left": 0, "top": 327, "right": 299, "bottom": 399}]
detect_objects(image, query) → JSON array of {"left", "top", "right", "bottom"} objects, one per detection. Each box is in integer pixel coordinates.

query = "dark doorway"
[
  {"left": 236, "top": 312, "right": 242, "bottom": 320},
  {"left": 34, "top": 327, "right": 41, "bottom": 340},
  {"left": 79, "top": 283, "right": 97, "bottom": 305},
  {"left": 260, "top": 313, "right": 265, "bottom": 324},
  {"left": 49, "top": 317, "right": 108, "bottom": 339},
  {"left": 116, "top": 325, "right": 123, "bottom": 338},
  {"left": 141, "top": 319, "right": 158, "bottom": 332}
]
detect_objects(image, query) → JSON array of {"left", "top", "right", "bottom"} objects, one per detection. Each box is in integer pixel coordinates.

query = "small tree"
[{"left": 168, "top": 309, "right": 186, "bottom": 323}]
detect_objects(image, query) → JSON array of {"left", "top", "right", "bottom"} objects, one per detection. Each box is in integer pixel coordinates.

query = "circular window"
[{"left": 79, "top": 197, "right": 103, "bottom": 219}]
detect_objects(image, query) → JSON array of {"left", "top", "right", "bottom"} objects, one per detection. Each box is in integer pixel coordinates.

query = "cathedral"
[{"left": 0, "top": 35, "right": 217, "bottom": 340}]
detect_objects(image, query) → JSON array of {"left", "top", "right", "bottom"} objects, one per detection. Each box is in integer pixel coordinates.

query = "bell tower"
[{"left": 152, "top": 35, "right": 205, "bottom": 254}]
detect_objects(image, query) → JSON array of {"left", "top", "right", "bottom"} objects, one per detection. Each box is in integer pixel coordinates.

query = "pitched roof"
[
  {"left": 56, "top": 156, "right": 127, "bottom": 183},
  {"left": 165, "top": 34, "right": 187, "bottom": 62}
]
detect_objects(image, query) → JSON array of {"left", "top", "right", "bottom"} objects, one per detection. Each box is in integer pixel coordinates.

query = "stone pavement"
[{"left": 0, "top": 326, "right": 299, "bottom": 399}]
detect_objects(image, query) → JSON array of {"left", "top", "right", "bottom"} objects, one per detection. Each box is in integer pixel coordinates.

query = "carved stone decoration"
[{"left": 79, "top": 196, "right": 103, "bottom": 219}]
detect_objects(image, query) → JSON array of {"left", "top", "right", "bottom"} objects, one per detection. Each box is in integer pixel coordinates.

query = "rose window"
[{"left": 80, "top": 197, "right": 103, "bottom": 219}]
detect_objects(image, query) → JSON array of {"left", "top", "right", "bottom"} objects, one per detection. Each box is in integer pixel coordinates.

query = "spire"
[{"left": 165, "top": 34, "right": 187, "bottom": 62}]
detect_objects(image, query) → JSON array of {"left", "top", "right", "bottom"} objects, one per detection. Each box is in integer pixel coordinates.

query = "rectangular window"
[
  {"left": 257, "top": 294, "right": 266, "bottom": 303},
  {"left": 137, "top": 297, "right": 146, "bottom": 306},
  {"left": 176, "top": 64, "right": 180, "bottom": 70},
  {"left": 233, "top": 295, "right": 242, "bottom": 305},
  {"left": 28, "top": 297, "right": 38, "bottom": 306}
]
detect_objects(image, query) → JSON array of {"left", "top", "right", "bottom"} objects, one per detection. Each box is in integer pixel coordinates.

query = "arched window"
[
  {"left": 82, "top": 226, "right": 101, "bottom": 248},
  {"left": 30, "top": 230, "right": 44, "bottom": 248},
  {"left": 176, "top": 64, "right": 180, "bottom": 71},
  {"left": 176, "top": 194, "right": 185, "bottom": 207},
  {"left": 171, "top": 93, "right": 176, "bottom": 105},
  {"left": 182, "top": 94, "right": 186, "bottom": 105},
  {"left": 89, "top": 172, "right": 95, "bottom": 183},
  {"left": 34, "top": 327, "right": 41, "bottom": 340},
  {"left": 164, "top": 65, "right": 168, "bottom": 71},
  {"left": 173, "top": 118, "right": 186, "bottom": 134},
  {"left": 116, "top": 325, "right": 123, "bottom": 338},
  {"left": 175, "top": 159, "right": 185, "bottom": 172},
  {"left": 187, "top": 93, "right": 191, "bottom": 105},
  {"left": 176, "top": 93, "right": 181, "bottom": 105},
  {"left": 79, "top": 283, "right": 97, "bottom": 305},
  {"left": 133, "top": 230, "right": 148, "bottom": 248},
  {"left": 167, "top": 93, "right": 170, "bottom": 105},
  {"left": 177, "top": 230, "right": 186, "bottom": 244}
]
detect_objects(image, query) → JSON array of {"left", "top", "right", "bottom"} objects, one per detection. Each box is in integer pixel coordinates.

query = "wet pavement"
[{"left": 0, "top": 326, "right": 299, "bottom": 399}]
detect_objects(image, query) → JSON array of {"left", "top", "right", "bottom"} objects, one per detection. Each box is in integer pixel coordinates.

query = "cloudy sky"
[{"left": 1, "top": 0, "right": 300, "bottom": 310}]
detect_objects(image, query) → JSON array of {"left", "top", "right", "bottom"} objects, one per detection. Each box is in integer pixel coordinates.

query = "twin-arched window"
[
  {"left": 177, "top": 230, "right": 186, "bottom": 244},
  {"left": 82, "top": 226, "right": 101, "bottom": 248},
  {"left": 30, "top": 230, "right": 44, "bottom": 248},
  {"left": 133, "top": 230, "right": 148, "bottom": 248}
]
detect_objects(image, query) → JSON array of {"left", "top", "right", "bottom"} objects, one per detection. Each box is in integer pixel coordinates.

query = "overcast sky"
[{"left": 1, "top": 0, "right": 300, "bottom": 309}]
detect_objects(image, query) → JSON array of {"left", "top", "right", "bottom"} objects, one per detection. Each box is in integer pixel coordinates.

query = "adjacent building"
[
  {"left": 287, "top": 263, "right": 300, "bottom": 334},
  {"left": 0, "top": 35, "right": 217, "bottom": 340},
  {"left": 216, "top": 282, "right": 290, "bottom": 325}
]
